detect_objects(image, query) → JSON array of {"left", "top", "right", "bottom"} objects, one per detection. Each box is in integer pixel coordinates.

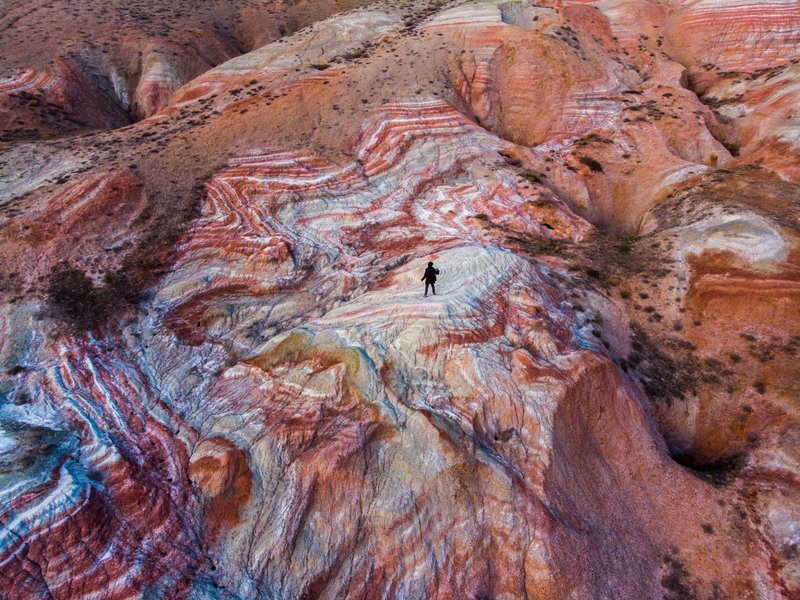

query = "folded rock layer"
[{"left": 0, "top": 0, "right": 798, "bottom": 598}]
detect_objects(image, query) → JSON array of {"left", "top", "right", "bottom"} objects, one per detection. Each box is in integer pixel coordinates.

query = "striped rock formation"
[
  {"left": 1, "top": 0, "right": 799, "bottom": 598},
  {"left": 0, "top": 0, "right": 379, "bottom": 139}
]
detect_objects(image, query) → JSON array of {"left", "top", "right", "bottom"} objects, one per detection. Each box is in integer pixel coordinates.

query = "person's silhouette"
[{"left": 422, "top": 261, "right": 439, "bottom": 297}]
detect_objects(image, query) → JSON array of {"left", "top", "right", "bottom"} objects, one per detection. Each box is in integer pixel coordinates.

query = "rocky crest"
[{"left": 0, "top": 0, "right": 799, "bottom": 598}]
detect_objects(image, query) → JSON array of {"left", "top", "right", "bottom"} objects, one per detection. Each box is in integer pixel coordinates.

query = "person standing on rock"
[{"left": 422, "top": 261, "right": 439, "bottom": 297}]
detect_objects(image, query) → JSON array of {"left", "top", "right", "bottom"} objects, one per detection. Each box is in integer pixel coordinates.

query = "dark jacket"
[{"left": 422, "top": 266, "right": 439, "bottom": 283}]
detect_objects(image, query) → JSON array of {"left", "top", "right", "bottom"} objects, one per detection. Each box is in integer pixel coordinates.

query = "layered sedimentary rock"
[
  {"left": 0, "top": 0, "right": 378, "bottom": 139},
  {"left": 1, "top": 0, "right": 799, "bottom": 598},
  {"left": 664, "top": 0, "right": 800, "bottom": 72}
]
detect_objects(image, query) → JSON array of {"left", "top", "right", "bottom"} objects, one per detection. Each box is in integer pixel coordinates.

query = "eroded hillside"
[{"left": 0, "top": 0, "right": 798, "bottom": 598}]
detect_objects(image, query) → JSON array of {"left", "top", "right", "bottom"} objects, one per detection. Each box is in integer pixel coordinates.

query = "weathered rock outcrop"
[
  {"left": 0, "top": 0, "right": 378, "bottom": 139},
  {"left": 0, "top": 0, "right": 798, "bottom": 598}
]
